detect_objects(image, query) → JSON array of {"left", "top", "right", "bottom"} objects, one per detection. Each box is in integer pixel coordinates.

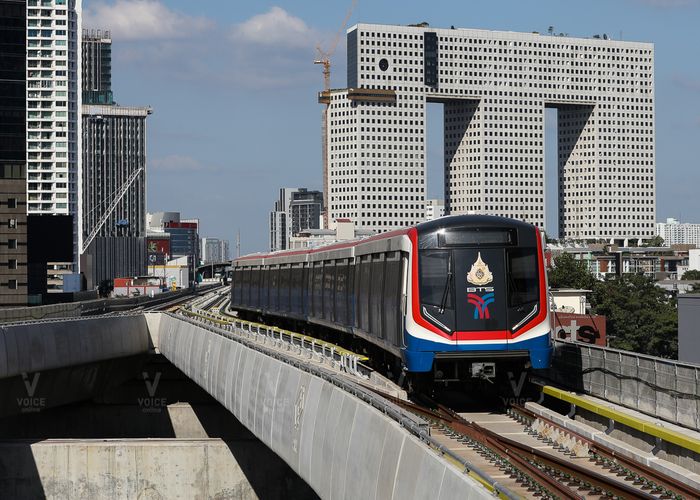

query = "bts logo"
[{"left": 468, "top": 292, "right": 495, "bottom": 319}]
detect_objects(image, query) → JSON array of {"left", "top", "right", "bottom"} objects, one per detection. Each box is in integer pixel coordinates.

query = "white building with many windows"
[
  {"left": 425, "top": 198, "right": 445, "bottom": 220},
  {"left": 656, "top": 218, "right": 700, "bottom": 247},
  {"left": 325, "top": 23, "right": 655, "bottom": 241},
  {"left": 26, "top": 0, "right": 82, "bottom": 266}
]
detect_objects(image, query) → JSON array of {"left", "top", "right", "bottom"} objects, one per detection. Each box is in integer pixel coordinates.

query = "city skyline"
[{"left": 81, "top": 0, "right": 700, "bottom": 253}]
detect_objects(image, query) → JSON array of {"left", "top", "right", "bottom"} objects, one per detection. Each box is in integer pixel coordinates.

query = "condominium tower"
[
  {"left": 324, "top": 23, "right": 655, "bottom": 241},
  {"left": 26, "top": 0, "right": 82, "bottom": 261}
]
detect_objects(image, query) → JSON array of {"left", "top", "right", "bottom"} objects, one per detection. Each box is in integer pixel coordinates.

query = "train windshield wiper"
[{"left": 438, "top": 255, "right": 452, "bottom": 314}]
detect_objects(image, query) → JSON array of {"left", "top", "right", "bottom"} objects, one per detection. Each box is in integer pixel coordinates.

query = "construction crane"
[
  {"left": 314, "top": 0, "right": 357, "bottom": 229},
  {"left": 81, "top": 166, "right": 143, "bottom": 253}
]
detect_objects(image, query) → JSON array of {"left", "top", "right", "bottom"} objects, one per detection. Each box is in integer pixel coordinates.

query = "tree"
[
  {"left": 681, "top": 269, "right": 700, "bottom": 280},
  {"left": 590, "top": 274, "right": 677, "bottom": 358},
  {"left": 548, "top": 253, "right": 597, "bottom": 290},
  {"left": 643, "top": 235, "right": 665, "bottom": 247}
]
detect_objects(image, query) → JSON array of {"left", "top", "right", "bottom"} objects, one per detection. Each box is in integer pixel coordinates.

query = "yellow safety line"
[
  {"left": 180, "top": 309, "right": 369, "bottom": 361},
  {"left": 541, "top": 385, "right": 700, "bottom": 454}
]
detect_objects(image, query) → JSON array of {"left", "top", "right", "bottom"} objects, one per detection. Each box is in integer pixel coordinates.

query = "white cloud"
[
  {"left": 230, "top": 6, "right": 319, "bottom": 49},
  {"left": 150, "top": 154, "right": 220, "bottom": 172},
  {"left": 83, "top": 0, "right": 213, "bottom": 40}
]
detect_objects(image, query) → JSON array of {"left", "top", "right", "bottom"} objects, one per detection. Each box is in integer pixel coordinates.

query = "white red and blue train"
[{"left": 230, "top": 215, "right": 553, "bottom": 379}]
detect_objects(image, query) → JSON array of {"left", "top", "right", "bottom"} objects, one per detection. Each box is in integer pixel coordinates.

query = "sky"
[{"left": 83, "top": 0, "right": 700, "bottom": 254}]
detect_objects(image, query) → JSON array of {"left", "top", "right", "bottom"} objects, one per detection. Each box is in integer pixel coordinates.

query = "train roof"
[{"left": 234, "top": 215, "right": 537, "bottom": 266}]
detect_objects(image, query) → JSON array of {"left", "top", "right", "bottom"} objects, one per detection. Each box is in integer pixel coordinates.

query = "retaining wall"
[
  {"left": 549, "top": 340, "right": 700, "bottom": 430},
  {"left": 157, "top": 314, "right": 492, "bottom": 500},
  {"left": 0, "top": 439, "right": 310, "bottom": 500}
]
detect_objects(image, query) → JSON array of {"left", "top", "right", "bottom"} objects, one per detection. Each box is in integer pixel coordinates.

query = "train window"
[
  {"left": 419, "top": 250, "right": 453, "bottom": 308},
  {"left": 439, "top": 228, "right": 514, "bottom": 247},
  {"left": 507, "top": 248, "right": 539, "bottom": 306}
]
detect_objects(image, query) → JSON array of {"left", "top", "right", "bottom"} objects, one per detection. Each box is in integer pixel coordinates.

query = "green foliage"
[
  {"left": 681, "top": 269, "right": 700, "bottom": 281},
  {"left": 590, "top": 274, "right": 677, "bottom": 358},
  {"left": 548, "top": 253, "right": 596, "bottom": 290},
  {"left": 643, "top": 235, "right": 665, "bottom": 247}
]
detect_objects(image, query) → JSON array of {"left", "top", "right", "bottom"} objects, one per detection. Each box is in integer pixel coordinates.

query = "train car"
[{"left": 231, "top": 215, "right": 552, "bottom": 380}]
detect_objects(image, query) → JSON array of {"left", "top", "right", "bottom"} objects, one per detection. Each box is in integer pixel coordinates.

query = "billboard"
[
  {"left": 553, "top": 313, "right": 607, "bottom": 346},
  {"left": 147, "top": 238, "right": 170, "bottom": 255}
]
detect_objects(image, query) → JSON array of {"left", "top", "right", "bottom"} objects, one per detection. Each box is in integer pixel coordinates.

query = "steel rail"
[{"left": 510, "top": 403, "right": 699, "bottom": 499}]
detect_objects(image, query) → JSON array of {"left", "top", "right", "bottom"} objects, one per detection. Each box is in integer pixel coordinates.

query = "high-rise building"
[
  {"left": 81, "top": 29, "right": 112, "bottom": 105},
  {"left": 656, "top": 218, "right": 700, "bottom": 247},
  {"left": 79, "top": 27, "right": 151, "bottom": 289},
  {"left": 269, "top": 187, "right": 323, "bottom": 251},
  {"left": 201, "top": 237, "right": 230, "bottom": 263},
  {"left": 1, "top": 0, "right": 28, "bottom": 306},
  {"left": 25, "top": 0, "right": 82, "bottom": 268},
  {"left": 80, "top": 105, "right": 150, "bottom": 288},
  {"left": 425, "top": 199, "right": 445, "bottom": 221},
  {"left": 325, "top": 23, "right": 655, "bottom": 241}
]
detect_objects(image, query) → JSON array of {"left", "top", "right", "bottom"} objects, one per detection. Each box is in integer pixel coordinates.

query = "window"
[
  {"left": 506, "top": 248, "right": 539, "bottom": 306},
  {"left": 8, "top": 219, "right": 17, "bottom": 229},
  {"left": 8, "top": 279, "right": 17, "bottom": 290},
  {"left": 8, "top": 239, "right": 17, "bottom": 249},
  {"left": 7, "top": 198, "right": 17, "bottom": 209},
  {"left": 419, "top": 250, "right": 452, "bottom": 308},
  {"left": 9, "top": 259, "right": 17, "bottom": 270}
]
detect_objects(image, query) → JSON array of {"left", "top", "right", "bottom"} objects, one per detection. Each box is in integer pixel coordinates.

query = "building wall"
[
  {"left": 26, "top": 0, "right": 82, "bottom": 268},
  {"left": 656, "top": 219, "right": 700, "bottom": 247},
  {"left": 425, "top": 199, "right": 444, "bottom": 220},
  {"left": 0, "top": 0, "right": 28, "bottom": 306},
  {"left": 330, "top": 23, "right": 655, "bottom": 240},
  {"left": 678, "top": 294, "right": 700, "bottom": 364},
  {"left": 81, "top": 28, "right": 112, "bottom": 104}
]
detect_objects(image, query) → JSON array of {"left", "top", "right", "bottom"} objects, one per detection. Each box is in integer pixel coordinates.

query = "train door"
[{"left": 453, "top": 248, "right": 509, "bottom": 343}]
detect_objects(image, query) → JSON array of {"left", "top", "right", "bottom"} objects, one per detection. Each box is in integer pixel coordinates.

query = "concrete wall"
[
  {"left": 549, "top": 340, "right": 700, "bottom": 430},
  {"left": 157, "top": 314, "right": 493, "bottom": 500},
  {"left": 0, "top": 315, "right": 149, "bottom": 380},
  {"left": 678, "top": 294, "right": 700, "bottom": 365},
  {"left": 0, "top": 439, "right": 304, "bottom": 500}
]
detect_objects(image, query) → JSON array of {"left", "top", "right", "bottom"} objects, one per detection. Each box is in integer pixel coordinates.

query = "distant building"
[
  {"left": 288, "top": 219, "right": 374, "bottom": 250},
  {"left": 0, "top": 0, "right": 28, "bottom": 306},
  {"left": 81, "top": 105, "right": 151, "bottom": 289},
  {"left": 82, "top": 29, "right": 113, "bottom": 105},
  {"left": 678, "top": 295, "right": 700, "bottom": 363},
  {"left": 326, "top": 23, "right": 655, "bottom": 241},
  {"left": 269, "top": 187, "right": 323, "bottom": 251},
  {"left": 25, "top": 0, "right": 83, "bottom": 291},
  {"left": 656, "top": 218, "right": 700, "bottom": 247},
  {"left": 201, "top": 237, "right": 230, "bottom": 263},
  {"left": 425, "top": 199, "right": 445, "bottom": 221},
  {"left": 80, "top": 26, "right": 151, "bottom": 290},
  {"left": 147, "top": 212, "right": 199, "bottom": 283}
]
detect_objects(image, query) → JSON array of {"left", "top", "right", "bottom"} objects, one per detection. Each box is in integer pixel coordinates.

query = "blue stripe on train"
[{"left": 402, "top": 331, "right": 552, "bottom": 372}]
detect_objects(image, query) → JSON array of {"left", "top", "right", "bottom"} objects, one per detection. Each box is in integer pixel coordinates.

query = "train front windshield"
[{"left": 418, "top": 226, "right": 540, "bottom": 337}]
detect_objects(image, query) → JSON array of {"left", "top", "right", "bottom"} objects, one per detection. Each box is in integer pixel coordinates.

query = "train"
[{"left": 230, "top": 215, "right": 552, "bottom": 382}]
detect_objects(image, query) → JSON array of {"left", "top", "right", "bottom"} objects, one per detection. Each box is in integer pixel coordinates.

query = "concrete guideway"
[
  {"left": 156, "top": 313, "right": 496, "bottom": 500},
  {"left": 0, "top": 314, "right": 149, "bottom": 380}
]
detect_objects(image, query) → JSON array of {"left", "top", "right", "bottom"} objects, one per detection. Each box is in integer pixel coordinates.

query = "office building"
[
  {"left": 1, "top": 0, "right": 28, "bottom": 306},
  {"left": 79, "top": 26, "right": 151, "bottom": 289},
  {"left": 26, "top": 0, "right": 82, "bottom": 272},
  {"left": 81, "top": 28, "right": 112, "bottom": 104},
  {"left": 656, "top": 218, "right": 700, "bottom": 248},
  {"left": 425, "top": 199, "right": 444, "bottom": 221},
  {"left": 201, "top": 237, "right": 230, "bottom": 264},
  {"left": 80, "top": 104, "right": 150, "bottom": 289},
  {"left": 324, "top": 23, "right": 655, "bottom": 241},
  {"left": 269, "top": 187, "right": 323, "bottom": 251},
  {"left": 147, "top": 212, "right": 199, "bottom": 283}
]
